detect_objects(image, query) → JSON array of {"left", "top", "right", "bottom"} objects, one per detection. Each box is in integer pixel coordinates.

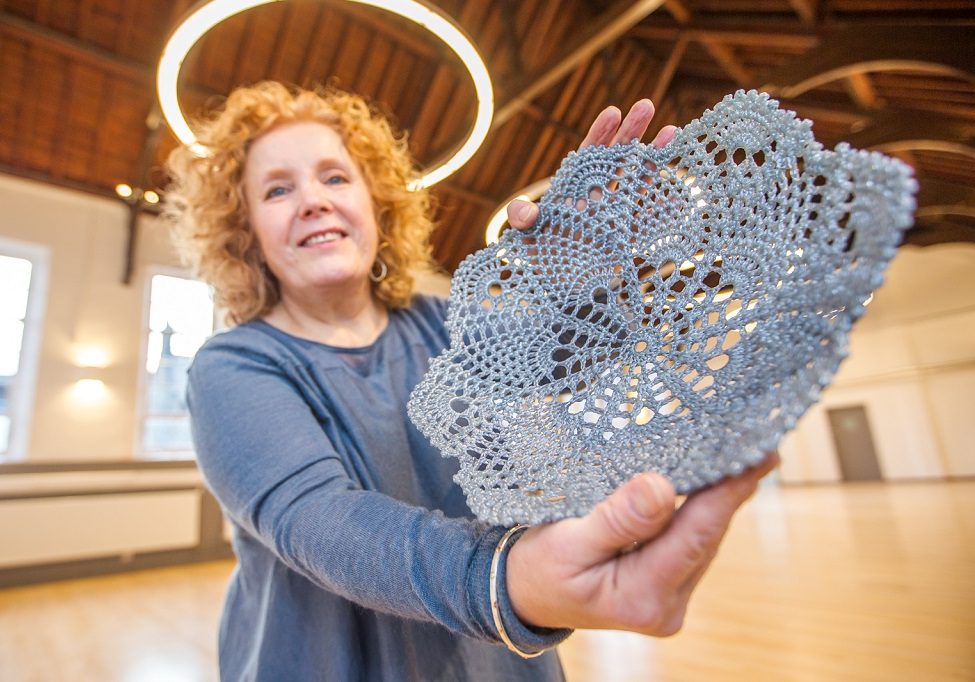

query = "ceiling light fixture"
[{"left": 157, "top": 0, "right": 494, "bottom": 189}]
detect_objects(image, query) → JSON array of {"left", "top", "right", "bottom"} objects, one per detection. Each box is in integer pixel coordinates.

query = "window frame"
[
  {"left": 135, "top": 265, "right": 217, "bottom": 460},
  {"left": 0, "top": 236, "right": 50, "bottom": 462}
]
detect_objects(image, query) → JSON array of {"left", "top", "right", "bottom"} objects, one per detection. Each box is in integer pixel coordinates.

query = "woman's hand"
[
  {"left": 506, "top": 99, "right": 678, "bottom": 230},
  {"left": 505, "top": 454, "right": 779, "bottom": 635}
]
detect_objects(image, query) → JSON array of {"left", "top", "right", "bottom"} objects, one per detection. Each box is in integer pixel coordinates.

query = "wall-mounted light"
[
  {"left": 75, "top": 346, "right": 110, "bottom": 369},
  {"left": 70, "top": 345, "right": 112, "bottom": 403},
  {"left": 71, "top": 378, "right": 108, "bottom": 404},
  {"left": 156, "top": 0, "right": 494, "bottom": 189},
  {"left": 115, "top": 183, "right": 134, "bottom": 199}
]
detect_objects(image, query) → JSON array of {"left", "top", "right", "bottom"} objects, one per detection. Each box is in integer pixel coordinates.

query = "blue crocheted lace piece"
[{"left": 409, "top": 90, "right": 917, "bottom": 525}]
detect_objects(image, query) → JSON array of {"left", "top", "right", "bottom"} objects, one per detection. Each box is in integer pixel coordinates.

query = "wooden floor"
[{"left": 1, "top": 481, "right": 972, "bottom": 681}]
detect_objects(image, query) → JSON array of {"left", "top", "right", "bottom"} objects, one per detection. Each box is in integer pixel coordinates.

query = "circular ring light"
[{"left": 157, "top": 0, "right": 494, "bottom": 189}]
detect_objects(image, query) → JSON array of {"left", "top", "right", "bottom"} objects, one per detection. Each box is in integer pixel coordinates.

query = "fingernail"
[
  {"left": 632, "top": 474, "right": 663, "bottom": 518},
  {"left": 516, "top": 202, "right": 533, "bottom": 221}
]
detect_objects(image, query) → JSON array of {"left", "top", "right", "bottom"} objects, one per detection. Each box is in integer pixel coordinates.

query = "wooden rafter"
[
  {"left": 1, "top": 0, "right": 972, "bottom": 264},
  {"left": 122, "top": 105, "right": 165, "bottom": 285},
  {"left": 905, "top": 218, "right": 975, "bottom": 246},
  {"left": 631, "top": 23, "right": 820, "bottom": 50},
  {"left": 760, "top": 25, "right": 975, "bottom": 98},
  {"left": 697, "top": 36, "right": 753, "bottom": 87},
  {"left": 785, "top": 0, "right": 817, "bottom": 25},
  {"left": 916, "top": 179, "right": 975, "bottom": 209},
  {"left": 0, "top": 10, "right": 146, "bottom": 83},
  {"left": 662, "top": 0, "right": 692, "bottom": 24},
  {"left": 846, "top": 111, "right": 975, "bottom": 151},
  {"left": 0, "top": 10, "right": 220, "bottom": 100},
  {"left": 492, "top": 0, "right": 668, "bottom": 128},
  {"left": 844, "top": 73, "right": 880, "bottom": 109},
  {"left": 651, "top": 34, "right": 689, "bottom": 105}
]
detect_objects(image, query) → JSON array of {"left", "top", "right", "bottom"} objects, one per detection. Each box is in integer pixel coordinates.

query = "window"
[
  {"left": 0, "top": 238, "right": 48, "bottom": 461},
  {"left": 140, "top": 273, "right": 215, "bottom": 459}
]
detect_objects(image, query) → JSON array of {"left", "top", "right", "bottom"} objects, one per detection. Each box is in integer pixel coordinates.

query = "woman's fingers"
[
  {"left": 506, "top": 100, "right": 676, "bottom": 233},
  {"left": 578, "top": 105, "right": 623, "bottom": 149},
  {"left": 651, "top": 124, "right": 678, "bottom": 149},
  {"left": 579, "top": 99, "right": 659, "bottom": 150},
  {"left": 611, "top": 99, "right": 655, "bottom": 146},
  {"left": 505, "top": 472, "right": 677, "bottom": 630},
  {"left": 506, "top": 198, "right": 539, "bottom": 230},
  {"left": 567, "top": 472, "right": 677, "bottom": 565},
  {"left": 642, "top": 453, "right": 779, "bottom": 586},
  {"left": 506, "top": 454, "right": 778, "bottom": 634}
]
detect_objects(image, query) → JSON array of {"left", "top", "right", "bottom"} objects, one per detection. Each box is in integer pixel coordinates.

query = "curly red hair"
[{"left": 165, "top": 81, "right": 437, "bottom": 324}]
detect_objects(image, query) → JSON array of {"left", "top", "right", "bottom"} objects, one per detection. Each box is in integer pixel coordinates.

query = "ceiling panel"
[{"left": 0, "top": 0, "right": 971, "bottom": 269}]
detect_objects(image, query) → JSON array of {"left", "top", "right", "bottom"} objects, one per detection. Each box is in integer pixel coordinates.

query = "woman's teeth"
[{"left": 303, "top": 232, "right": 343, "bottom": 246}]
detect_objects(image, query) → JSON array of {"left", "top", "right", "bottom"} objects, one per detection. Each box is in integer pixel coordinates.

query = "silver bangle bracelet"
[{"left": 489, "top": 524, "right": 545, "bottom": 659}]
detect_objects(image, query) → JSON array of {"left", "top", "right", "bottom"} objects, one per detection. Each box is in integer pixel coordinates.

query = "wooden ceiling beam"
[
  {"left": 785, "top": 101, "right": 871, "bottom": 127},
  {"left": 438, "top": 182, "right": 496, "bottom": 209},
  {"left": 516, "top": 102, "right": 587, "bottom": 139},
  {"left": 663, "top": 0, "right": 692, "bottom": 24},
  {"left": 697, "top": 36, "right": 753, "bottom": 87},
  {"left": 0, "top": 10, "right": 220, "bottom": 101},
  {"left": 652, "top": 0, "right": 691, "bottom": 105},
  {"left": 492, "top": 0, "right": 668, "bottom": 128},
  {"left": 628, "top": 21, "right": 821, "bottom": 51},
  {"left": 601, "top": 49, "right": 622, "bottom": 104},
  {"left": 651, "top": 34, "right": 689, "bottom": 105},
  {"left": 760, "top": 25, "right": 975, "bottom": 98},
  {"left": 785, "top": 0, "right": 817, "bottom": 25},
  {"left": 916, "top": 179, "right": 975, "bottom": 209},
  {"left": 844, "top": 73, "right": 881, "bottom": 109},
  {"left": 846, "top": 110, "right": 975, "bottom": 151},
  {"left": 337, "top": 2, "right": 452, "bottom": 65},
  {"left": 631, "top": 24, "right": 820, "bottom": 49},
  {"left": 904, "top": 218, "right": 975, "bottom": 246},
  {"left": 121, "top": 106, "right": 165, "bottom": 285},
  {"left": 671, "top": 79, "right": 975, "bottom": 150},
  {"left": 500, "top": 0, "right": 525, "bottom": 75},
  {"left": 0, "top": 10, "right": 145, "bottom": 83}
]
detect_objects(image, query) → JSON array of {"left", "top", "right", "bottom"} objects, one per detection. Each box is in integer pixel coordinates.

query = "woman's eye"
[
  {"left": 265, "top": 186, "right": 288, "bottom": 199},
  {"left": 325, "top": 174, "right": 349, "bottom": 185}
]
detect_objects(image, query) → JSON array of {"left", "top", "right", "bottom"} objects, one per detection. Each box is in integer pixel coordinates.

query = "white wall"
[
  {"left": 0, "top": 173, "right": 185, "bottom": 461},
  {"left": 779, "top": 244, "right": 975, "bottom": 483}
]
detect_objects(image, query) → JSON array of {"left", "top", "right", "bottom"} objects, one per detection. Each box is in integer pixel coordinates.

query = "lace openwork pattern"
[{"left": 409, "top": 90, "right": 917, "bottom": 525}]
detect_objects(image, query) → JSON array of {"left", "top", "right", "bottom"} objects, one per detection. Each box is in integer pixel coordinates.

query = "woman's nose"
[{"left": 299, "top": 183, "right": 333, "bottom": 218}]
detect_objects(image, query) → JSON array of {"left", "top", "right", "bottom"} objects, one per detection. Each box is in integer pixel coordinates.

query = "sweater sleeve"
[{"left": 187, "top": 335, "right": 571, "bottom": 653}]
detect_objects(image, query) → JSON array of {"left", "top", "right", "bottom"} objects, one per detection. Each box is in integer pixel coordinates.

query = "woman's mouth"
[{"left": 300, "top": 229, "right": 347, "bottom": 246}]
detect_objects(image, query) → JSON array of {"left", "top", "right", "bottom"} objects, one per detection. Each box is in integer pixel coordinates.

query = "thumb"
[
  {"left": 572, "top": 473, "right": 676, "bottom": 564},
  {"left": 506, "top": 199, "right": 539, "bottom": 230}
]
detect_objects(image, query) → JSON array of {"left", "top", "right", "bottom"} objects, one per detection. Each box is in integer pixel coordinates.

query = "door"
[{"left": 827, "top": 405, "right": 883, "bottom": 481}]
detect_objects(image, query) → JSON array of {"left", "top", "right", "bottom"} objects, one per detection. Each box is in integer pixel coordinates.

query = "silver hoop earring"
[{"left": 369, "top": 257, "right": 388, "bottom": 283}]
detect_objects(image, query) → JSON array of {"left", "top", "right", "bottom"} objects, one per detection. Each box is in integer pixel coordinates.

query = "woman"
[{"left": 166, "top": 81, "right": 776, "bottom": 681}]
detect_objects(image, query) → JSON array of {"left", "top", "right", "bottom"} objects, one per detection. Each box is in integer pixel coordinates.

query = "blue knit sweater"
[{"left": 187, "top": 295, "right": 569, "bottom": 681}]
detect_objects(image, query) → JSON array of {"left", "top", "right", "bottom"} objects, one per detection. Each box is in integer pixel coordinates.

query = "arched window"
[
  {"left": 0, "top": 237, "right": 49, "bottom": 461},
  {"left": 139, "top": 271, "right": 215, "bottom": 459}
]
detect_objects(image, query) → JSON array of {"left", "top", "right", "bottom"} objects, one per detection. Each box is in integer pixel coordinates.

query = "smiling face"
[{"left": 243, "top": 120, "right": 380, "bottom": 306}]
